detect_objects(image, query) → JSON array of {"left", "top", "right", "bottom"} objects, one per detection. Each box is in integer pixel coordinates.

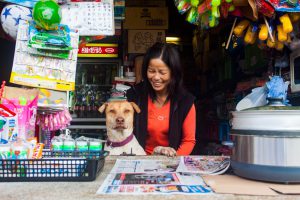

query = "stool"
[{"left": 218, "top": 121, "right": 230, "bottom": 141}]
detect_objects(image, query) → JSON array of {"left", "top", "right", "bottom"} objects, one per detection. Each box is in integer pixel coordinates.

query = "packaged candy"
[
  {"left": 279, "top": 14, "right": 293, "bottom": 34},
  {"left": 277, "top": 25, "right": 287, "bottom": 42},
  {"left": 32, "top": 143, "right": 44, "bottom": 159},
  {"left": 244, "top": 25, "right": 258, "bottom": 44},
  {"left": 11, "top": 140, "right": 28, "bottom": 159},
  {"left": 233, "top": 20, "right": 250, "bottom": 37},
  {"left": 89, "top": 139, "right": 103, "bottom": 151},
  {"left": 0, "top": 144, "right": 11, "bottom": 159},
  {"left": 76, "top": 139, "right": 88, "bottom": 151},
  {"left": 259, "top": 24, "right": 268, "bottom": 41},
  {"left": 63, "top": 138, "right": 75, "bottom": 151},
  {"left": 51, "top": 136, "right": 63, "bottom": 151}
]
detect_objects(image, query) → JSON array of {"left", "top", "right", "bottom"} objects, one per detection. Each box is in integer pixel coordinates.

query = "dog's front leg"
[{"left": 153, "top": 146, "right": 177, "bottom": 157}]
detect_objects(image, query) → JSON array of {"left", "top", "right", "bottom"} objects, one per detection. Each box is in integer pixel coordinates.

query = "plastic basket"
[{"left": 0, "top": 150, "right": 109, "bottom": 182}]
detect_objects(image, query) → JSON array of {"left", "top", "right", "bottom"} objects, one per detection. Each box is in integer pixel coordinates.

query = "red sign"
[{"left": 78, "top": 43, "right": 118, "bottom": 57}]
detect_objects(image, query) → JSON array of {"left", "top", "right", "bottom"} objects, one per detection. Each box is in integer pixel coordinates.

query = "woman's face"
[{"left": 147, "top": 58, "right": 171, "bottom": 95}]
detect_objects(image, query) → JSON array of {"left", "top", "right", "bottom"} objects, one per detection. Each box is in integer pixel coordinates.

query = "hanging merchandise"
[
  {"left": 60, "top": 0, "right": 115, "bottom": 36},
  {"left": 37, "top": 108, "right": 72, "bottom": 131},
  {"left": 1, "top": 86, "right": 39, "bottom": 140},
  {"left": 266, "top": 0, "right": 300, "bottom": 12},
  {"left": 10, "top": 22, "right": 79, "bottom": 91},
  {"left": 0, "top": 4, "right": 32, "bottom": 40},
  {"left": 230, "top": 11, "right": 300, "bottom": 51},
  {"left": 174, "top": 0, "right": 235, "bottom": 28},
  {"left": 27, "top": 22, "right": 73, "bottom": 59},
  {"left": 33, "top": 0, "right": 62, "bottom": 30},
  {"left": 2, "top": 0, "right": 39, "bottom": 8}
]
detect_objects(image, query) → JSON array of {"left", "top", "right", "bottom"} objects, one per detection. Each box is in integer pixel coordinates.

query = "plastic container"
[{"left": 0, "top": 150, "right": 108, "bottom": 182}]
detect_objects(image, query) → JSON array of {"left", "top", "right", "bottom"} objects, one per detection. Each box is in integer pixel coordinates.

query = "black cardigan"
[{"left": 126, "top": 82, "right": 195, "bottom": 150}]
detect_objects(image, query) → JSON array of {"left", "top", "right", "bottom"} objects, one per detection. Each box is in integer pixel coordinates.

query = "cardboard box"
[
  {"left": 128, "top": 30, "right": 165, "bottom": 53},
  {"left": 124, "top": 7, "right": 168, "bottom": 29}
]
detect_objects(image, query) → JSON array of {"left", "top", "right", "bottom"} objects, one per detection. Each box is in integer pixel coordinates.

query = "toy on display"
[
  {"left": 33, "top": 0, "right": 62, "bottom": 30},
  {"left": 174, "top": 0, "right": 235, "bottom": 28},
  {"left": 0, "top": 4, "right": 32, "bottom": 39}
]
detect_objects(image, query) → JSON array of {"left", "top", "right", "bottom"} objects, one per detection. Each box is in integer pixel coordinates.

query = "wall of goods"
[
  {"left": 1, "top": 0, "right": 300, "bottom": 156},
  {"left": 175, "top": 0, "right": 300, "bottom": 152},
  {"left": 0, "top": 0, "right": 125, "bottom": 155}
]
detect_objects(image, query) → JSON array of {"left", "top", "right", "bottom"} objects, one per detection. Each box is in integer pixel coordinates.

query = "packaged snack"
[
  {"left": 32, "top": 143, "right": 44, "bottom": 159},
  {"left": 259, "top": 24, "right": 268, "bottom": 41},
  {"left": 0, "top": 144, "right": 11, "bottom": 159},
  {"left": 277, "top": 25, "right": 288, "bottom": 42},
  {"left": 51, "top": 136, "right": 63, "bottom": 151},
  {"left": 233, "top": 20, "right": 250, "bottom": 37},
  {"left": 89, "top": 139, "right": 103, "bottom": 151},
  {"left": 63, "top": 138, "right": 75, "bottom": 151},
  {"left": 76, "top": 139, "right": 88, "bottom": 151}
]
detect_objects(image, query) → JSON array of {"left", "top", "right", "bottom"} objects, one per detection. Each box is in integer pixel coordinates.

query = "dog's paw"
[{"left": 153, "top": 146, "right": 177, "bottom": 157}]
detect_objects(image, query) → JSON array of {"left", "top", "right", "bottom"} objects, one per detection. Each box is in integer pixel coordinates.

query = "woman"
[{"left": 126, "top": 42, "right": 196, "bottom": 156}]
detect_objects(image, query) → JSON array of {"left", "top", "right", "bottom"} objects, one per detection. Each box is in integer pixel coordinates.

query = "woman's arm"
[{"left": 176, "top": 104, "right": 196, "bottom": 155}]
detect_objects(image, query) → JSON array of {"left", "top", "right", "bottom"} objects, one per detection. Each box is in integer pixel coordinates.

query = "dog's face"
[{"left": 99, "top": 101, "right": 140, "bottom": 131}]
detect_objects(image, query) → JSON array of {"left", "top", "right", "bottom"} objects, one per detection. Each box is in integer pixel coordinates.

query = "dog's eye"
[
  {"left": 109, "top": 110, "right": 116, "bottom": 114},
  {"left": 124, "top": 109, "right": 130, "bottom": 113}
]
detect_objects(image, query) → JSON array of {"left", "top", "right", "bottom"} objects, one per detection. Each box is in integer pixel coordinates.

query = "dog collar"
[{"left": 106, "top": 133, "right": 134, "bottom": 148}]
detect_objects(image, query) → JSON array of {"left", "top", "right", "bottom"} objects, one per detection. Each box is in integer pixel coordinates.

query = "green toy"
[{"left": 33, "top": 0, "right": 62, "bottom": 30}]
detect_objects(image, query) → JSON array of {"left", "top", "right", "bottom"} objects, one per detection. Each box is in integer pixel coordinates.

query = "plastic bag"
[{"left": 236, "top": 86, "right": 267, "bottom": 111}]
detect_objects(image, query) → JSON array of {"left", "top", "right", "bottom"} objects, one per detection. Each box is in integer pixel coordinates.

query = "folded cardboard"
[
  {"left": 128, "top": 30, "right": 165, "bottom": 53},
  {"left": 124, "top": 7, "right": 168, "bottom": 29},
  {"left": 203, "top": 175, "right": 300, "bottom": 196}
]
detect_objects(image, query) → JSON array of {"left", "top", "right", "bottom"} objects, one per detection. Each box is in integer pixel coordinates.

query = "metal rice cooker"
[{"left": 230, "top": 106, "right": 300, "bottom": 183}]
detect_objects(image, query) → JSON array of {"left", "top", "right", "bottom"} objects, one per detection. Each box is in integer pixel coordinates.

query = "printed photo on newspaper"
[
  {"left": 97, "top": 172, "right": 213, "bottom": 195},
  {"left": 110, "top": 159, "right": 180, "bottom": 173},
  {"left": 176, "top": 156, "right": 230, "bottom": 175}
]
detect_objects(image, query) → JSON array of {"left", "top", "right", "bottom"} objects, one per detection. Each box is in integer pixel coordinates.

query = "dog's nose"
[{"left": 116, "top": 117, "right": 124, "bottom": 123}]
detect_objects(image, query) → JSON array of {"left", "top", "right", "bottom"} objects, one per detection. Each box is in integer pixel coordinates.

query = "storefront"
[{"left": 1, "top": 0, "right": 300, "bottom": 197}]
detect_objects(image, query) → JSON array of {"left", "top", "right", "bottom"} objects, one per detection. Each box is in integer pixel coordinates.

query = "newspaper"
[
  {"left": 96, "top": 158, "right": 222, "bottom": 195},
  {"left": 97, "top": 172, "right": 212, "bottom": 195}
]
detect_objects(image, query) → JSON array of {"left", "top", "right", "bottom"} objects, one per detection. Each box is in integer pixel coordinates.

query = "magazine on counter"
[
  {"left": 97, "top": 172, "right": 213, "bottom": 195},
  {"left": 176, "top": 156, "right": 231, "bottom": 175}
]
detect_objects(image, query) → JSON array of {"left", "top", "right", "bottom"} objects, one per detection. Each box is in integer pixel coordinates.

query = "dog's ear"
[
  {"left": 130, "top": 102, "right": 141, "bottom": 113},
  {"left": 98, "top": 103, "right": 108, "bottom": 113}
]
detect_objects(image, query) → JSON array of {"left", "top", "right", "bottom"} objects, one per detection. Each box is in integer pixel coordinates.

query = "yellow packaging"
[
  {"left": 277, "top": 25, "right": 287, "bottom": 42},
  {"left": 233, "top": 20, "right": 250, "bottom": 37},
  {"left": 279, "top": 14, "right": 293, "bottom": 33},
  {"left": 267, "top": 32, "right": 276, "bottom": 48},
  {"left": 244, "top": 25, "right": 257, "bottom": 44},
  {"left": 259, "top": 24, "right": 268, "bottom": 41},
  {"left": 275, "top": 41, "right": 284, "bottom": 51}
]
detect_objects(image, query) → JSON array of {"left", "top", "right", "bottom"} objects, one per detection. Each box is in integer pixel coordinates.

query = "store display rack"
[{"left": 0, "top": 150, "right": 109, "bottom": 182}]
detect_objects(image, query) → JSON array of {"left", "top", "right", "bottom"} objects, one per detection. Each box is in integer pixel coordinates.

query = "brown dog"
[{"left": 99, "top": 100, "right": 146, "bottom": 155}]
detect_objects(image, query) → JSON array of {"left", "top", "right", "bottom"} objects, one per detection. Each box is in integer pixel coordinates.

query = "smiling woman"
[{"left": 126, "top": 42, "right": 196, "bottom": 157}]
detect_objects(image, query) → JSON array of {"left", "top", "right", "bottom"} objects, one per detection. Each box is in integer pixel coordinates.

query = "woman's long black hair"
[{"left": 142, "top": 42, "right": 184, "bottom": 102}]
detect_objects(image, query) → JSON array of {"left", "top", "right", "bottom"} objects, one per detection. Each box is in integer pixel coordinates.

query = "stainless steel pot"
[{"left": 230, "top": 106, "right": 300, "bottom": 183}]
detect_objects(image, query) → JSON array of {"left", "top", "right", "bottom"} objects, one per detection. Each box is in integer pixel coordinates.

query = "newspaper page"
[
  {"left": 97, "top": 158, "right": 214, "bottom": 195},
  {"left": 97, "top": 172, "right": 213, "bottom": 195}
]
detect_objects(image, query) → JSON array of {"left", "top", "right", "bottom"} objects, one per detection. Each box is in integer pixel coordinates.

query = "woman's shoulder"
[{"left": 126, "top": 82, "right": 145, "bottom": 100}]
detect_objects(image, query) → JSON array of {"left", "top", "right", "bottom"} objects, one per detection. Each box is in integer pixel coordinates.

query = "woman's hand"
[{"left": 153, "top": 146, "right": 177, "bottom": 157}]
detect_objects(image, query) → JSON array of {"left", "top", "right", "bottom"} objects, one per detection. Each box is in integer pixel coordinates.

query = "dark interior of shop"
[{"left": 1, "top": 0, "right": 300, "bottom": 156}]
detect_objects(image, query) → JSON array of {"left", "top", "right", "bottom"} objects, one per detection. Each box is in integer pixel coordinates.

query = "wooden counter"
[{"left": 1, "top": 156, "right": 299, "bottom": 200}]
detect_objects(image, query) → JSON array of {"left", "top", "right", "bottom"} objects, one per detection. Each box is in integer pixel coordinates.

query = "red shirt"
[{"left": 146, "top": 97, "right": 196, "bottom": 155}]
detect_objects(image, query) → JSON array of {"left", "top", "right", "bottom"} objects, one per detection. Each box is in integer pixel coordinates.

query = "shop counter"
[{"left": 1, "top": 156, "right": 299, "bottom": 200}]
